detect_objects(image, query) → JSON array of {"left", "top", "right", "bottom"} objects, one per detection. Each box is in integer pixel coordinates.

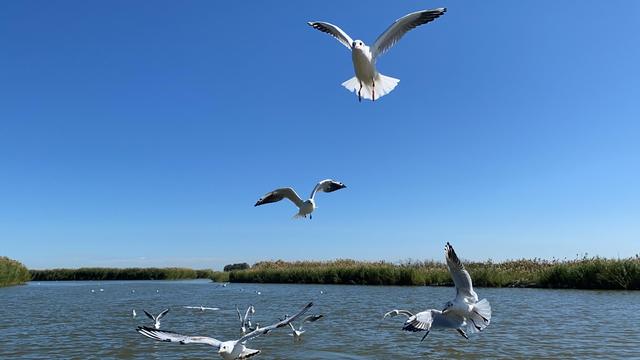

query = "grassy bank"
[
  {"left": 0, "top": 256, "right": 31, "bottom": 287},
  {"left": 30, "top": 267, "right": 214, "bottom": 281},
  {"left": 212, "top": 256, "right": 640, "bottom": 290}
]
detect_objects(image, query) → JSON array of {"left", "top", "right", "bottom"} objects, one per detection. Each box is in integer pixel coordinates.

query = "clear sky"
[{"left": 1, "top": 1, "right": 638, "bottom": 269}]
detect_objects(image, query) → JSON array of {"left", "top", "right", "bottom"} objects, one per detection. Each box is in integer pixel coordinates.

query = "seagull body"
[
  {"left": 288, "top": 314, "right": 323, "bottom": 341},
  {"left": 308, "top": 8, "right": 446, "bottom": 102},
  {"left": 143, "top": 308, "right": 170, "bottom": 329},
  {"left": 384, "top": 242, "right": 491, "bottom": 340},
  {"left": 255, "top": 179, "right": 346, "bottom": 219},
  {"left": 137, "top": 302, "right": 313, "bottom": 360}
]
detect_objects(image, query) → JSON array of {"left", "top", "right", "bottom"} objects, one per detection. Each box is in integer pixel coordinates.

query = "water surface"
[{"left": 1, "top": 281, "right": 637, "bottom": 359}]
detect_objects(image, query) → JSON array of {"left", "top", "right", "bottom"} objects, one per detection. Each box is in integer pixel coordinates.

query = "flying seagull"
[
  {"left": 137, "top": 302, "right": 313, "bottom": 360},
  {"left": 255, "top": 179, "right": 346, "bottom": 219},
  {"left": 236, "top": 305, "right": 256, "bottom": 334},
  {"left": 143, "top": 308, "right": 170, "bottom": 329},
  {"left": 288, "top": 314, "right": 323, "bottom": 341},
  {"left": 383, "top": 242, "right": 491, "bottom": 340},
  {"left": 308, "top": 8, "right": 446, "bottom": 102},
  {"left": 184, "top": 306, "right": 220, "bottom": 312}
]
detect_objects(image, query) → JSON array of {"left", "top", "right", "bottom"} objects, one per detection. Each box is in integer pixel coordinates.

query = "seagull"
[
  {"left": 236, "top": 305, "right": 256, "bottom": 334},
  {"left": 184, "top": 306, "right": 220, "bottom": 312},
  {"left": 255, "top": 179, "right": 346, "bottom": 219},
  {"left": 137, "top": 302, "right": 313, "bottom": 360},
  {"left": 288, "top": 314, "right": 323, "bottom": 341},
  {"left": 441, "top": 242, "right": 492, "bottom": 332},
  {"left": 132, "top": 309, "right": 137, "bottom": 318},
  {"left": 383, "top": 242, "right": 491, "bottom": 340},
  {"left": 143, "top": 309, "right": 170, "bottom": 329},
  {"left": 308, "top": 8, "right": 446, "bottom": 102}
]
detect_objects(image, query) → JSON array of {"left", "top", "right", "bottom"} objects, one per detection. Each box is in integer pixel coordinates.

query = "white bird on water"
[
  {"left": 143, "top": 308, "right": 170, "bottom": 329},
  {"left": 137, "top": 302, "right": 313, "bottom": 360},
  {"left": 132, "top": 309, "right": 137, "bottom": 318},
  {"left": 236, "top": 305, "right": 256, "bottom": 334},
  {"left": 308, "top": 8, "right": 447, "bottom": 102},
  {"left": 255, "top": 179, "right": 346, "bottom": 219},
  {"left": 288, "top": 314, "right": 323, "bottom": 341},
  {"left": 384, "top": 242, "right": 491, "bottom": 340}
]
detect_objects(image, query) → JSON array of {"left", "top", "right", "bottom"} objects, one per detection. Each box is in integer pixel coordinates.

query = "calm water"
[{"left": 1, "top": 280, "right": 638, "bottom": 359}]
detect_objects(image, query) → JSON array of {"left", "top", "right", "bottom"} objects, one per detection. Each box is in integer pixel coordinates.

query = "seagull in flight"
[
  {"left": 255, "top": 179, "right": 346, "bottom": 219},
  {"left": 143, "top": 308, "right": 170, "bottom": 329},
  {"left": 288, "top": 314, "right": 323, "bottom": 341},
  {"left": 236, "top": 305, "right": 256, "bottom": 334},
  {"left": 308, "top": 8, "right": 446, "bottom": 102},
  {"left": 384, "top": 242, "right": 491, "bottom": 340},
  {"left": 137, "top": 302, "right": 313, "bottom": 360},
  {"left": 184, "top": 305, "right": 220, "bottom": 312}
]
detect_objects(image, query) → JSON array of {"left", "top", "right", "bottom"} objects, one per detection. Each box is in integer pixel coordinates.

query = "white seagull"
[
  {"left": 383, "top": 242, "right": 491, "bottom": 340},
  {"left": 132, "top": 309, "right": 137, "bottom": 318},
  {"left": 143, "top": 308, "right": 170, "bottom": 329},
  {"left": 137, "top": 302, "right": 313, "bottom": 360},
  {"left": 236, "top": 305, "right": 256, "bottom": 334},
  {"left": 288, "top": 314, "right": 323, "bottom": 341},
  {"left": 308, "top": 8, "right": 447, "bottom": 102},
  {"left": 184, "top": 305, "right": 220, "bottom": 312},
  {"left": 254, "top": 179, "right": 346, "bottom": 219}
]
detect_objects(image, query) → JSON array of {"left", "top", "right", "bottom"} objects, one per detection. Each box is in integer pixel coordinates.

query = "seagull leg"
[
  {"left": 372, "top": 79, "right": 375, "bottom": 101},
  {"left": 420, "top": 330, "right": 430, "bottom": 342},
  {"left": 358, "top": 81, "right": 362, "bottom": 102},
  {"left": 310, "top": 214, "right": 312, "bottom": 220}
]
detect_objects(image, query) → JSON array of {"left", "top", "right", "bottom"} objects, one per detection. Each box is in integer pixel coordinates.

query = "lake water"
[{"left": 1, "top": 280, "right": 638, "bottom": 359}]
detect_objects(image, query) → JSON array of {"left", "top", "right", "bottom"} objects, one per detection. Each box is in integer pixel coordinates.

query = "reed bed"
[
  {"left": 213, "top": 256, "right": 640, "bottom": 290},
  {"left": 0, "top": 256, "right": 31, "bottom": 287},
  {"left": 30, "top": 267, "right": 214, "bottom": 281}
]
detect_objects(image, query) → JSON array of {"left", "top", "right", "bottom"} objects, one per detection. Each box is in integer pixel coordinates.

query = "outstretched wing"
[
  {"left": 255, "top": 188, "right": 305, "bottom": 208},
  {"left": 136, "top": 326, "right": 222, "bottom": 348},
  {"left": 238, "top": 302, "right": 313, "bottom": 343},
  {"left": 310, "top": 179, "right": 346, "bottom": 199},
  {"left": 307, "top": 21, "right": 354, "bottom": 50},
  {"left": 143, "top": 310, "right": 155, "bottom": 321},
  {"left": 156, "top": 308, "right": 170, "bottom": 321},
  {"left": 243, "top": 305, "right": 255, "bottom": 324},
  {"left": 372, "top": 8, "right": 447, "bottom": 60},
  {"left": 383, "top": 309, "right": 414, "bottom": 319},
  {"left": 236, "top": 306, "right": 243, "bottom": 323},
  {"left": 445, "top": 242, "right": 478, "bottom": 302}
]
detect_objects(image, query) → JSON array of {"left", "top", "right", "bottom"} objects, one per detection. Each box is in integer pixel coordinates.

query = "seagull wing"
[
  {"left": 445, "top": 242, "right": 478, "bottom": 302},
  {"left": 372, "top": 8, "right": 447, "bottom": 60},
  {"left": 307, "top": 21, "right": 354, "bottom": 50},
  {"left": 302, "top": 314, "right": 323, "bottom": 323},
  {"left": 156, "top": 308, "right": 170, "bottom": 321},
  {"left": 137, "top": 326, "right": 221, "bottom": 348},
  {"left": 431, "top": 310, "right": 467, "bottom": 329},
  {"left": 243, "top": 305, "right": 254, "bottom": 325},
  {"left": 238, "top": 302, "right": 313, "bottom": 343},
  {"left": 143, "top": 310, "right": 155, "bottom": 321},
  {"left": 236, "top": 306, "right": 243, "bottom": 323},
  {"left": 255, "top": 188, "right": 305, "bottom": 208},
  {"left": 310, "top": 179, "right": 346, "bottom": 199}
]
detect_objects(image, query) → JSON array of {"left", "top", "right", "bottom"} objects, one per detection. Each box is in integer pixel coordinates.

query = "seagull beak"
[{"left": 254, "top": 200, "right": 262, "bottom": 206}]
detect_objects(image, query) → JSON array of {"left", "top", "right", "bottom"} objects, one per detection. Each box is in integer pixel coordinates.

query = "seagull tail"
[
  {"left": 472, "top": 299, "right": 492, "bottom": 326},
  {"left": 341, "top": 74, "right": 400, "bottom": 101}
]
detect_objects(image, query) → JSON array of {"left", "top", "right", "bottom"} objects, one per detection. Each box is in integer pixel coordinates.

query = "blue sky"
[{"left": 1, "top": 1, "right": 638, "bottom": 269}]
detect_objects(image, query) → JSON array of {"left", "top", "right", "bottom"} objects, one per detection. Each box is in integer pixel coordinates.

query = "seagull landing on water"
[
  {"left": 236, "top": 305, "right": 256, "bottom": 334},
  {"left": 143, "top": 309, "right": 170, "bottom": 329},
  {"left": 254, "top": 179, "right": 346, "bottom": 219},
  {"left": 137, "top": 302, "right": 313, "bottom": 360},
  {"left": 308, "top": 8, "right": 446, "bottom": 102},
  {"left": 288, "top": 314, "right": 323, "bottom": 341},
  {"left": 184, "top": 306, "right": 220, "bottom": 312},
  {"left": 383, "top": 242, "right": 491, "bottom": 341}
]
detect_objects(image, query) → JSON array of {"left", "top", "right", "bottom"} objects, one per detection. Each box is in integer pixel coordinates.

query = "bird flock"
[{"left": 133, "top": 6, "right": 494, "bottom": 359}]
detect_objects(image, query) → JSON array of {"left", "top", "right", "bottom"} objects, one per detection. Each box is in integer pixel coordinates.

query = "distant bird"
[
  {"left": 255, "top": 179, "right": 346, "bottom": 219},
  {"left": 384, "top": 242, "right": 491, "bottom": 340},
  {"left": 137, "top": 302, "right": 313, "bottom": 360},
  {"left": 132, "top": 309, "right": 137, "bottom": 318},
  {"left": 236, "top": 305, "right": 256, "bottom": 334},
  {"left": 288, "top": 314, "right": 323, "bottom": 341},
  {"left": 99, "top": 288, "right": 104, "bottom": 292},
  {"left": 90, "top": 289, "right": 95, "bottom": 293},
  {"left": 255, "top": 291, "right": 261, "bottom": 296},
  {"left": 308, "top": 8, "right": 446, "bottom": 102},
  {"left": 143, "top": 309, "right": 170, "bottom": 329},
  {"left": 222, "top": 283, "right": 229, "bottom": 287},
  {"left": 184, "top": 306, "right": 220, "bottom": 312}
]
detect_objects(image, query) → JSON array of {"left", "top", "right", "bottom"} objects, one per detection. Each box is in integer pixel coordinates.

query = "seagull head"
[
  {"left": 351, "top": 40, "right": 365, "bottom": 49},
  {"left": 218, "top": 341, "right": 234, "bottom": 355}
]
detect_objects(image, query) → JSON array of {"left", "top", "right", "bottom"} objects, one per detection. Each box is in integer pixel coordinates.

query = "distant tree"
[{"left": 223, "top": 263, "right": 250, "bottom": 272}]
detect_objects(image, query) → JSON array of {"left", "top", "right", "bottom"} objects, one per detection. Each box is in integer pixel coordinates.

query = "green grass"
[
  {"left": 0, "top": 256, "right": 31, "bottom": 287},
  {"left": 211, "top": 256, "right": 640, "bottom": 290},
  {"left": 30, "top": 267, "right": 215, "bottom": 281}
]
